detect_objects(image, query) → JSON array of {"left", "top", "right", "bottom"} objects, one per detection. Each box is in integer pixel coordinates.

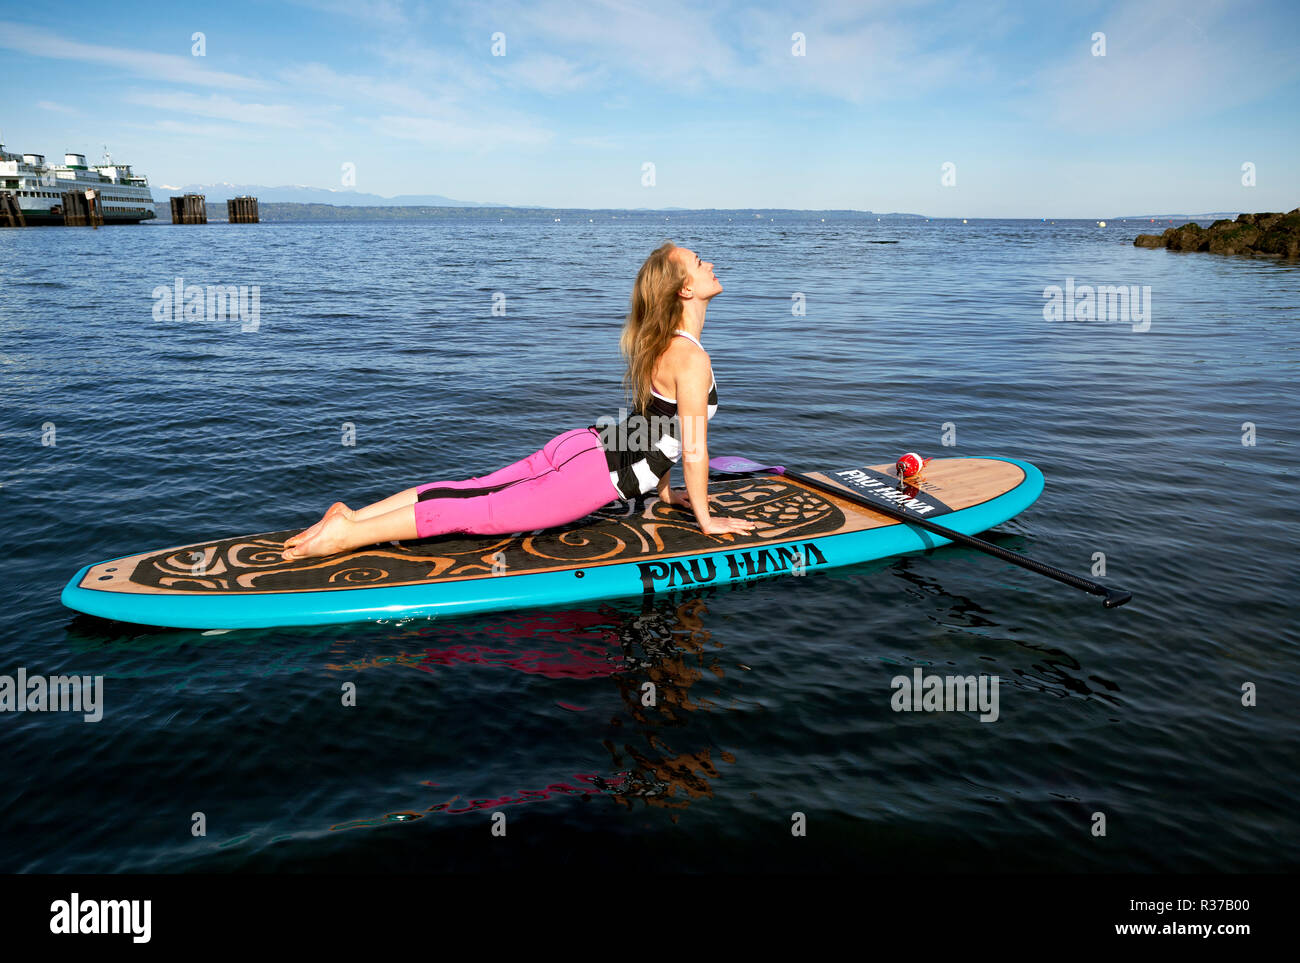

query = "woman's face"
[{"left": 675, "top": 247, "right": 722, "bottom": 301}]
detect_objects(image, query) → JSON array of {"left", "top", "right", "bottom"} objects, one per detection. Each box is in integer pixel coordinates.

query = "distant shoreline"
[
  {"left": 146, "top": 202, "right": 926, "bottom": 222},
  {"left": 143, "top": 201, "right": 1245, "bottom": 223}
]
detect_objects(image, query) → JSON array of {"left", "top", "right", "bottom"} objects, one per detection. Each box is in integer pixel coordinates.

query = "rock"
[
  {"left": 1132, "top": 207, "right": 1300, "bottom": 257},
  {"left": 1168, "top": 222, "right": 1209, "bottom": 251},
  {"left": 1208, "top": 224, "right": 1260, "bottom": 255},
  {"left": 1255, "top": 231, "right": 1296, "bottom": 256}
]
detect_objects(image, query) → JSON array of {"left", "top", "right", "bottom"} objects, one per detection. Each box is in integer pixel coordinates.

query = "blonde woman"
[{"left": 282, "top": 241, "right": 755, "bottom": 560}]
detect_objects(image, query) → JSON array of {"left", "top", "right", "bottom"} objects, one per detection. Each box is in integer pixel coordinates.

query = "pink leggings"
[{"left": 413, "top": 428, "right": 622, "bottom": 538}]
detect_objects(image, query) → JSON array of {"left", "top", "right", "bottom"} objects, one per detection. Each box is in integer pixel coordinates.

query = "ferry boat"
[{"left": 0, "top": 140, "right": 155, "bottom": 224}]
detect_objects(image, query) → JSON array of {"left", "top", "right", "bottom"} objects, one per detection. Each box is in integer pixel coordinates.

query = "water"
[{"left": 0, "top": 213, "right": 1295, "bottom": 872}]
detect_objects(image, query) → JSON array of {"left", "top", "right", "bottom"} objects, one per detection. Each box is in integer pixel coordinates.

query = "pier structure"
[
  {"left": 170, "top": 194, "right": 208, "bottom": 224},
  {"left": 227, "top": 196, "right": 259, "bottom": 223}
]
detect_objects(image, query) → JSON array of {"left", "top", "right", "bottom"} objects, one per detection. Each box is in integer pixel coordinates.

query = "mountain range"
[{"left": 151, "top": 183, "right": 505, "bottom": 207}]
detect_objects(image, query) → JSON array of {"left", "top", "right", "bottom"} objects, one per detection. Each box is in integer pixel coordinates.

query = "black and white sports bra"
[{"left": 593, "top": 329, "right": 718, "bottom": 500}]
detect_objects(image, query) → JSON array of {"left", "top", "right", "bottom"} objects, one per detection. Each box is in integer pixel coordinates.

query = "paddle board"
[{"left": 61, "top": 456, "right": 1043, "bottom": 629}]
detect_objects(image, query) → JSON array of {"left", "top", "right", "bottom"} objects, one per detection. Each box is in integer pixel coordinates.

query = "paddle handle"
[{"left": 782, "top": 468, "right": 1132, "bottom": 609}]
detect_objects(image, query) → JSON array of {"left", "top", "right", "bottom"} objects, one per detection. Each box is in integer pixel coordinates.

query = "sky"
[{"left": 1, "top": 0, "right": 1297, "bottom": 216}]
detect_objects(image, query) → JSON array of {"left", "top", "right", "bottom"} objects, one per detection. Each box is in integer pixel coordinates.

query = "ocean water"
[{"left": 0, "top": 212, "right": 1295, "bottom": 873}]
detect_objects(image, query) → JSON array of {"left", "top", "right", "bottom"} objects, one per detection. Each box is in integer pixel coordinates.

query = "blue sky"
[{"left": 2, "top": 0, "right": 1297, "bottom": 216}]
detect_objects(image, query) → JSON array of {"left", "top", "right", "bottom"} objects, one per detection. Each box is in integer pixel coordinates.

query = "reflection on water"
[
  {"left": 888, "top": 555, "right": 1122, "bottom": 706},
  {"left": 330, "top": 774, "right": 626, "bottom": 828},
  {"left": 323, "top": 594, "right": 743, "bottom": 830}
]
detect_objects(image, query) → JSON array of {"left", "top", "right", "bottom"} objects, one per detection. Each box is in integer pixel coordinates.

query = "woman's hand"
[
  {"left": 662, "top": 487, "right": 693, "bottom": 509},
  {"left": 662, "top": 484, "right": 754, "bottom": 535},
  {"left": 699, "top": 515, "right": 757, "bottom": 536}
]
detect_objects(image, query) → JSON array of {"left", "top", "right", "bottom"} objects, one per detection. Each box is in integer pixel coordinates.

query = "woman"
[{"left": 282, "top": 241, "right": 756, "bottom": 560}]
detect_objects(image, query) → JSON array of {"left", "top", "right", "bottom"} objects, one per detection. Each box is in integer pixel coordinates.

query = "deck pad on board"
[
  {"left": 97, "top": 476, "right": 846, "bottom": 595},
  {"left": 63, "top": 457, "right": 1037, "bottom": 628}
]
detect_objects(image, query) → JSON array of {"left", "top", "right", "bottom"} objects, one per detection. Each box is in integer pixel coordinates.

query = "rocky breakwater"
[{"left": 1134, "top": 209, "right": 1300, "bottom": 257}]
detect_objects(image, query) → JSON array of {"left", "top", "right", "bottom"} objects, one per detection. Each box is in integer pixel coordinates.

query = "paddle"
[{"left": 709, "top": 455, "right": 1132, "bottom": 609}]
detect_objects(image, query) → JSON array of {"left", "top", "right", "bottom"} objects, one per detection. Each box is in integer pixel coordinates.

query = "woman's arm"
[
  {"left": 657, "top": 468, "right": 694, "bottom": 509},
  {"left": 675, "top": 352, "right": 755, "bottom": 536},
  {"left": 656, "top": 468, "right": 678, "bottom": 504}
]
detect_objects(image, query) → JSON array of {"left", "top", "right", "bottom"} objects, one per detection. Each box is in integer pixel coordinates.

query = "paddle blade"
[
  {"left": 709, "top": 456, "right": 786, "bottom": 474},
  {"left": 1103, "top": 590, "right": 1133, "bottom": 609}
]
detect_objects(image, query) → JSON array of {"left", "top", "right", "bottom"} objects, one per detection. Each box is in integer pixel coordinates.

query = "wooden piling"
[
  {"left": 227, "top": 196, "right": 260, "bottom": 224},
  {"left": 60, "top": 190, "right": 103, "bottom": 227},
  {"left": 0, "top": 191, "right": 25, "bottom": 227},
  {"left": 170, "top": 193, "right": 208, "bottom": 224},
  {"left": 227, "top": 195, "right": 259, "bottom": 223},
  {"left": 62, "top": 191, "right": 87, "bottom": 226}
]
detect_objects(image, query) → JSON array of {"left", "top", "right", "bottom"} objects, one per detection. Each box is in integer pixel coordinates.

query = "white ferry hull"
[{"left": 18, "top": 207, "right": 157, "bottom": 225}]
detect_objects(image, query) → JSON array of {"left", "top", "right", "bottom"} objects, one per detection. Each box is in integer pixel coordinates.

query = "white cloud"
[
  {"left": 371, "top": 113, "right": 553, "bottom": 149},
  {"left": 282, "top": 62, "right": 461, "bottom": 115},
  {"left": 125, "top": 91, "right": 313, "bottom": 127},
  {"left": 485, "top": 0, "right": 744, "bottom": 89},
  {"left": 279, "top": 62, "right": 553, "bottom": 147},
  {"left": 1029, "top": 0, "right": 1300, "bottom": 127},
  {"left": 503, "top": 54, "right": 599, "bottom": 94},
  {"left": 0, "top": 21, "right": 265, "bottom": 90},
  {"left": 571, "top": 134, "right": 621, "bottom": 149},
  {"left": 736, "top": 7, "right": 991, "bottom": 103},
  {"left": 136, "top": 119, "right": 264, "bottom": 141},
  {"left": 458, "top": 0, "right": 993, "bottom": 102},
  {"left": 365, "top": 42, "right": 497, "bottom": 96}
]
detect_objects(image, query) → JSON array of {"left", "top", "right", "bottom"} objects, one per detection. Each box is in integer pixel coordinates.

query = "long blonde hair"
[{"left": 621, "top": 241, "right": 687, "bottom": 412}]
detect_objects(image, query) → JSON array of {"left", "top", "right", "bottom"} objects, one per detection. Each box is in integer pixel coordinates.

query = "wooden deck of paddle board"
[{"left": 73, "top": 458, "right": 1026, "bottom": 597}]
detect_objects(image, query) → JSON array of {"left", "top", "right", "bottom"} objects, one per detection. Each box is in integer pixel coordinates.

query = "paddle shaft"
[{"left": 777, "top": 467, "right": 1132, "bottom": 608}]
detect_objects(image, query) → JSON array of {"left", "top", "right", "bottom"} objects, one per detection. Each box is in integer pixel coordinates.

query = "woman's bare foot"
[
  {"left": 282, "top": 513, "right": 354, "bottom": 560},
  {"left": 284, "top": 502, "right": 353, "bottom": 551}
]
